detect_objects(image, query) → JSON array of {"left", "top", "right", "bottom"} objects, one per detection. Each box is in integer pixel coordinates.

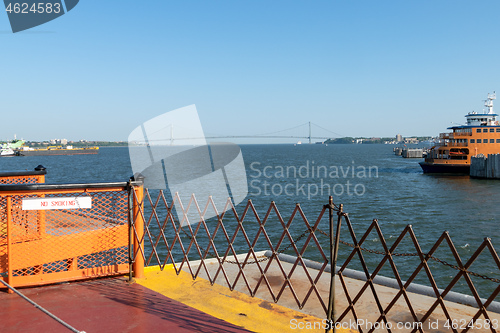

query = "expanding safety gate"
[{"left": 130, "top": 189, "right": 500, "bottom": 333}]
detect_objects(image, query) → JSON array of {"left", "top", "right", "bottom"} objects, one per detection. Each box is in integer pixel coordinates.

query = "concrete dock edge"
[{"left": 265, "top": 251, "right": 500, "bottom": 314}]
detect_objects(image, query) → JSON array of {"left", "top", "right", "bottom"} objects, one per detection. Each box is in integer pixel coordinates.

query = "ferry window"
[
  {"left": 477, "top": 128, "right": 482, "bottom": 133},
  {"left": 497, "top": 139, "right": 500, "bottom": 143},
  {"left": 477, "top": 139, "right": 481, "bottom": 143},
  {"left": 491, "top": 139, "right": 495, "bottom": 143},
  {"left": 470, "top": 139, "right": 475, "bottom": 143},
  {"left": 483, "top": 128, "right": 489, "bottom": 133},
  {"left": 490, "top": 128, "right": 495, "bottom": 132},
  {"left": 497, "top": 128, "right": 500, "bottom": 132}
]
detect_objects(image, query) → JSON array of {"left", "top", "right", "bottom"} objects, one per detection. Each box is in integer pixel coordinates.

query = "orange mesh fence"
[
  {"left": 0, "top": 184, "right": 131, "bottom": 288},
  {"left": 0, "top": 166, "right": 46, "bottom": 185}
]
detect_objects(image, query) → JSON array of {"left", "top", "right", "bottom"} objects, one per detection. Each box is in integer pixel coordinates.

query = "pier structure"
[
  {"left": 470, "top": 154, "right": 500, "bottom": 178},
  {"left": 394, "top": 147, "right": 426, "bottom": 158}
]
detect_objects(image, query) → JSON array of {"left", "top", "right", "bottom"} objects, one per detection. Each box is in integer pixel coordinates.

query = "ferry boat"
[
  {"left": 419, "top": 92, "right": 500, "bottom": 173},
  {"left": 0, "top": 139, "right": 25, "bottom": 157}
]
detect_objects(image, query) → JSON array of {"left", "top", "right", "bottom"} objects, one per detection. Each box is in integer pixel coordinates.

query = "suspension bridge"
[
  {"left": 203, "top": 122, "right": 343, "bottom": 144},
  {"left": 134, "top": 122, "right": 345, "bottom": 145}
]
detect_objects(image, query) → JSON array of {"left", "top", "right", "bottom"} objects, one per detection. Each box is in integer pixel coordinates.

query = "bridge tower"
[{"left": 308, "top": 121, "right": 311, "bottom": 144}]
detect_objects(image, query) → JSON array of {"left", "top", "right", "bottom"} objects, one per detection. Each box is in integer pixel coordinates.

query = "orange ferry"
[{"left": 420, "top": 92, "right": 500, "bottom": 173}]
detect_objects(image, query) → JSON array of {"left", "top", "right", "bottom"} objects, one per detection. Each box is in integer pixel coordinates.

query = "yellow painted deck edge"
[{"left": 136, "top": 265, "right": 357, "bottom": 333}]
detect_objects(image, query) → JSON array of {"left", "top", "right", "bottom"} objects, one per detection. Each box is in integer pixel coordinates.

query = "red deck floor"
[{"left": 0, "top": 277, "right": 253, "bottom": 333}]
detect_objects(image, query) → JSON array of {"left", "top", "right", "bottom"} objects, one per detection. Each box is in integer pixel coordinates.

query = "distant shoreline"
[
  {"left": 2, "top": 138, "right": 436, "bottom": 147},
  {"left": 16, "top": 141, "right": 129, "bottom": 148}
]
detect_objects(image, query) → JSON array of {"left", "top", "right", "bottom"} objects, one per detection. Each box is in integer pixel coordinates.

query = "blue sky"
[{"left": 1, "top": 1, "right": 500, "bottom": 143}]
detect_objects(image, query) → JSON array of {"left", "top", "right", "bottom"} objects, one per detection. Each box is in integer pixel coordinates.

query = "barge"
[{"left": 16, "top": 145, "right": 99, "bottom": 156}]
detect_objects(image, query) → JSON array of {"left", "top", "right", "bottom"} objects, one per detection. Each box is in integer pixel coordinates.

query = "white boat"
[
  {"left": 0, "top": 147, "right": 15, "bottom": 156},
  {"left": 0, "top": 139, "right": 25, "bottom": 156}
]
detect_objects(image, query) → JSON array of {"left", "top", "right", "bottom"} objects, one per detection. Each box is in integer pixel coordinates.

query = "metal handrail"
[{"left": 0, "top": 181, "right": 135, "bottom": 192}]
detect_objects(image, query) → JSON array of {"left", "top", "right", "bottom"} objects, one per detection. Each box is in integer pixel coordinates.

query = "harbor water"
[{"left": 1, "top": 144, "right": 499, "bottom": 297}]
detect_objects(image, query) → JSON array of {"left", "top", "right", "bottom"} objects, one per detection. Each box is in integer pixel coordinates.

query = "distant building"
[
  {"left": 61, "top": 139, "right": 68, "bottom": 145},
  {"left": 404, "top": 137, "right": 419, "bottom": 144},
  {"left": 396, "top": 134, "right": 403, "bottom": 142}
]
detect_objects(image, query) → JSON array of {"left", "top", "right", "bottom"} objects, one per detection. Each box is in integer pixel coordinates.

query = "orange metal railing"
[
  {"left": 454, "top": 131, "right": 472, "bottom": 136},
  {"left": 440, "top": 132, "right": 472, "bottom": 140},
  {"left": 447, "top": 142, "right": 469, "bottom": 147},
  {"left": 0, "top": 170, "right": 144, "bottom": 289},
  {"left": 0, "top": 166, "right": 46, "bottom": 185}
]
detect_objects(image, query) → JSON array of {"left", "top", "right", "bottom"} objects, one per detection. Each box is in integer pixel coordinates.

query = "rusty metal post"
[
  {"left": 326, "top": 197, "right": 342, "bottom": 333},
  {"left": 132, "top": 180, "right": 145, "bottom": 279}
]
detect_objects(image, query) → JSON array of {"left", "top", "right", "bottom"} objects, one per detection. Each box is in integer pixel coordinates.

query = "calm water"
[{"left": 1, "top": 145, "right": 499, "bottom": 297}]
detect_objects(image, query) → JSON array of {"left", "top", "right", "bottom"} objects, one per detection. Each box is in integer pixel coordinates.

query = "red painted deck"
[{"left": 0, "top": 277, "right": 253, "bottom": 333}]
